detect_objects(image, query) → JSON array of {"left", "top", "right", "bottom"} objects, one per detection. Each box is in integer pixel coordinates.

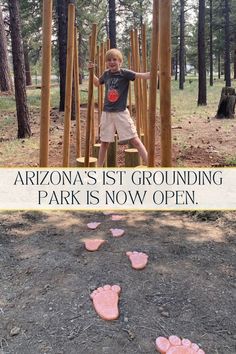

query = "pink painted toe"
[
  {"left": 156, "top": 336, "right": 171, "bottom": 353},
  {"left": 182, "top": 339, "right": 191, "bottom": 347},
  {"left": 169, "top": 336, "right": 182, "bottom": 346}
]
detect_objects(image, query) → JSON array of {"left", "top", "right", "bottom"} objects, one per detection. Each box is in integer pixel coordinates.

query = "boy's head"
[{"left": 105, "top": 49, "right": 123, "bottom": 68}]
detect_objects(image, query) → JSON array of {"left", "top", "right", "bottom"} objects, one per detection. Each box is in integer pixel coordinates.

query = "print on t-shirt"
[{"left": 107, "top": 78, "right": 120, "bottom": 103}]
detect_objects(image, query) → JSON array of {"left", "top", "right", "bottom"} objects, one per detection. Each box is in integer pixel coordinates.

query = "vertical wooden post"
[
  {"left": 130, "top": 30, "right": 140, "bottom": 137},
  {"left": 159, "top": 0, "right": 172, "bottom": 166},
  {"left": 106, "top": 38, "right": 110, "bottom": 51},
  {"left": 84, "top": 24, "right": 97, "bottom": 167},
  {"left": 40, "top": 0, "right": 53, "bottom": 167},
  {"left": 89, "top": 36, "right": 96, "bottom": 147},
  {"left": 62, "top": 3, "right": 75, "bottom": 167},
  {"left": 100, "top": 42, "right": 105, "bottom": 109},
  {"left": 134, "top": 29, "right": 142, "bottom": 134},
  {"left": 128, "top": 53, "right": 132, "bottom": 113},
  {"left": 141, "top": 24, "right": 148, "bottom": 147},
  {"left": 148, "top": 0, "right": 159, "bottom": 167},
  {"left": 107, "top": 135, "right": 117, "bottom": 167},
  {"left": 97, "top": 44, "right": 101, "bottom": 131},
  {"left": 74, "top": 26, "right": 81, "bottom": 158}
]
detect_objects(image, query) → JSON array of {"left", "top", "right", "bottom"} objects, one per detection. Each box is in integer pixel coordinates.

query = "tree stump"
[
  {"left": 125, "top": 148, "right": 140, "bottom": 167},
  {"left": 216, "top": 87, "right": 236, "bottom": 119}
]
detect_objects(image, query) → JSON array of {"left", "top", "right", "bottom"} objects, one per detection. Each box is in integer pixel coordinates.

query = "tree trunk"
[
  {"left": 56, "top": 0, "right": 67, "bottom": 111},
  {"left": 23, "top": 43, "right": 32, "bottom": 86},
  {"left": 56, "top": 0, "right": 75, "bottom": 117},
  {"left": 233, "top": 33, "right": 236, "bottom": 80},
  {"left": 108, "top": 0, "right": 116, "bottom": 48},
  {"left": 175, "top": 50, "right": 178, "bottom": 81},
  {"left": 224, "top": 0, "right": 231, "bottom": 87},
  {"left": 179, "top": 0, "right": 185, "bottom": 90},
  {"left": 216, "top": 87, "right": 236, "bottom": 119},
  {"left": 218, "top": 53, "right": 221, "bottom": 79},
  {"left": 197, "top": 0, "right": 207, "bottom": 106},
  {"left": 0, "top": 5, "right": 13, "bottom": 92},
  {"left": 209, "top": 0, "right": 213, "bottom": 86},
  {"left": 8, "top": 0, "right": 31, "bottom": 138}
]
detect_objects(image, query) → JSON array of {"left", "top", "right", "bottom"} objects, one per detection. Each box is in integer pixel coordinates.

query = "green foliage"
[
  {"left": 3, "top": 0, "right": 233, "bottom": 103},
  {"left": 20, "top": 0, "right": 43, "bottom": 65}
]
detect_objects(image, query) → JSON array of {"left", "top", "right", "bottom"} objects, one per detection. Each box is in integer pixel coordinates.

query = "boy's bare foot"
[
  {"left": 87, "top": 222, "right": 101, "bottom": 230},
  {"left": 126, "top": 251, "right": 148, "bottom": 269},
  {"left": 90, "top": 285, "right": 121, "bottom": 320},
  {"left": 84, "top": 239, "right": 106, "bottom": 251},
  {"left": 110, "top": 228, "right": 125, "bottom": 237},
  {"left": 156, "top": 336, "right": 205, "bottom": 354}
]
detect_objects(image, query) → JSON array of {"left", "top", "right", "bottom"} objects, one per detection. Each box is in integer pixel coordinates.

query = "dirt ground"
[
  {"left": 1, "top": 105, "right": 236, "bottom": 167},
  {"left": 0, "top": 210, "right": 235, "bottom": 354},
  {"left": 0, "top": 106, "right": 236, "bottom": 353}
]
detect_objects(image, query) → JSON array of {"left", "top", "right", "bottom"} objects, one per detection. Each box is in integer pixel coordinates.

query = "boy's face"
[{"left": 106, "top": 56, "right": 122, "bottom": 72}]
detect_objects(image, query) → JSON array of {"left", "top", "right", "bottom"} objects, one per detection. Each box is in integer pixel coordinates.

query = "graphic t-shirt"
[{"left": 99, "top": 69, "right": 136, "bottom": 112}]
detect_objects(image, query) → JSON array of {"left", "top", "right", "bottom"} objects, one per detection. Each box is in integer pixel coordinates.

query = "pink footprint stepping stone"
[
  {"left": 110, "top": 228, "right": 125, "bottom": 237},
  {"left": 111, "top": 214, "right": 124, "bottom": 221},
  {"left": 87, "top": 222, "right": 101, "bottom": 230},
  {"left": 90, "top": 284, "right": 121, "bottom": 320},
  {"left": 156, "top": 335, "right": 205, "bottom": 354},
  {"left": 126, "top": 251, "right": 148, "bottom": 269},
  {"left": 84, "top": 239, "right": 106, "bottom": 251}
]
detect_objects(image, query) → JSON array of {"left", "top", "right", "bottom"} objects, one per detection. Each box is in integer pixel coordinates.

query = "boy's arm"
[{"left": 135, "top": 72, "right": 151, "bottom": 80}]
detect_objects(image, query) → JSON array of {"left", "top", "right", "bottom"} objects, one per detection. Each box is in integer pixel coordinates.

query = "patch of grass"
[
  {"left": 171, "top": 77, "right": 225, "bottom": 123},
  {"left": 0, "top": 96, "right": 16, "bottom": 111},
  {"left": 224, "top": 156, "right": 236, "bottom": 166},
  {"left": 0, "top": 115, "right": 14, "bottom": 129},
  {"left": 0, "top": 137, "right": 39, "bottom": 165}
]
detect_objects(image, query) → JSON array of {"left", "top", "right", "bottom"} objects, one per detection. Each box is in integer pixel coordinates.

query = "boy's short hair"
[{"left": 105, "top": 49, "right": 123, "bottom": 63}]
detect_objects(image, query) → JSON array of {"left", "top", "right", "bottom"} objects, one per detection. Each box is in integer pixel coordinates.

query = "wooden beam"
[
  {"left": 74, "top": 26, "right": 81, "bottom": 158},
  {"left": 84, "top": 24, "right": 97, "bottom": 167},
  {"left": 62, "top": 3, "right": 75, "bottom": 167},
  {"left": 141, "top": 23, "right": 148, "bottom": 147},
  {"left": 39, "top": 0, "right": 53, "bottom": 167},
  {"left": 159, "top": 0, "right": 172, "bottom": 166},
  {"left": 148, "top": 0, "right": 159, "bottom": 167}
]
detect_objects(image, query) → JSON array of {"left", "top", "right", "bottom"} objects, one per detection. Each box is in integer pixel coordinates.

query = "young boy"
[{"left": 89, "top": 48, "right": 150, "bottom": 167}]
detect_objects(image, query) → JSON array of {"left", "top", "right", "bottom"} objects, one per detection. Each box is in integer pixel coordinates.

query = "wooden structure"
[
  {"left": 148, "top": 0, "right": 159, "bottom": 167},
  {"left": 74, "top": 26, "right": 81, "bottom": 158},
  {"left": 62, "top": 3, "right": 75, "bottom": 167},
  {"left": 39, "top": 0, "right": 173, "bottom": 169},
  {"left": 84, "top": 24, "right": 97, "bottom": 167},
  {"left": 125, "top": 148, "right": 140, "bottom": 167},
  {"left": 159, "top": 0, "right": 172, "bottom": 166},
  {"left": 216, "top": 87, "right": 236, "bottom": 119},
  {"left": 39, "top": 0, "right": 53, "bottom": 167}
]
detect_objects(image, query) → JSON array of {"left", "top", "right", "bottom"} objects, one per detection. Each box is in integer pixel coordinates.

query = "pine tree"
[
  {"left": 8, "top": 0, "right": 31, "bottom": 138},
  {"left": 198, "top": 0, "right": 207, "bottom": 105},
  {"left": 0, "top": 4, "right": 13, "bottom": 92}
]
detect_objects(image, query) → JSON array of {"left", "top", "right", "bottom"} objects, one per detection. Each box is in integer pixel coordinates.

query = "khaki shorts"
[{"left": 100, "top": 109, "right": 138, "bottom": 142}]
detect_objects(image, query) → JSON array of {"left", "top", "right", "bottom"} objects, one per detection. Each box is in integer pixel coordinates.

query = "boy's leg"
[
  {"left": 98, "top": 142, "right": 109, "bottom": 167},
  {"left": 130, "top": 137, "right": 148, "bottom": 165}
]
